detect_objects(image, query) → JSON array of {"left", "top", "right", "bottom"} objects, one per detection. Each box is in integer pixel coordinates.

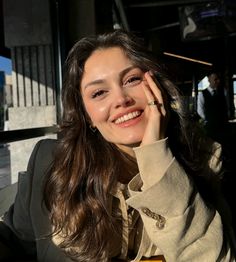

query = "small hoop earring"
[{"left": 89, "top": 125, "right": 97, "bottom": 133}]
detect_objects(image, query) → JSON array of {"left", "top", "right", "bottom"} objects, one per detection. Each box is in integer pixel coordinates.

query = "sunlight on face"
[{"left": 81, "top": 47, "right": 150, "bottom": 155}]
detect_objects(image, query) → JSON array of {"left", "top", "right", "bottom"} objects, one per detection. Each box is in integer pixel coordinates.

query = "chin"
[
  {"left": 121, "top": 138, "right": 142, "bottom": 148},
  {"left": 105, "top": 134, "right": 143, "bottom": 149},
  {"left": 129, "top": 142, "right": 142, "bottom": 148},
  {"left": 123, "top": 134, "right": 143, "bottom": 145}
]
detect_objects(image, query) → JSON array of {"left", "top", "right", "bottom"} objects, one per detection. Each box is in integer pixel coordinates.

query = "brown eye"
[
  {"left": 91, "top": 89, "right": 107, "bottom": 99},
  {"left": 124, "top": 76, "right": 142, "bottom": 86}
]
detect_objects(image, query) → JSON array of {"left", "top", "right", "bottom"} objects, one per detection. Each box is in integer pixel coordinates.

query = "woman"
[{"left": 0, "top": 30, "right": 235, "bottom": 261}]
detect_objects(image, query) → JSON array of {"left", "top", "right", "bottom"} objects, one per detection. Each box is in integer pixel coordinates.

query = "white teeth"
[{"left": 114, "top": 111, "right": 141, "bottom": 124}]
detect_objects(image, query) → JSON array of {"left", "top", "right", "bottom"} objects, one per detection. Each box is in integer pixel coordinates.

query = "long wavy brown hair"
[{"left": 43, "top": 30, "right": 222, "bottom": 261}]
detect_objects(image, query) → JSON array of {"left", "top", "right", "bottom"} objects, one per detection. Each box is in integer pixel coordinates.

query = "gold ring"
[{"left": 148, "top": 100, "right": 162, "bottom": 107}]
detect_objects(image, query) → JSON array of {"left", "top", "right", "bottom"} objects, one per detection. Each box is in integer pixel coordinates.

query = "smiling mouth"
[{"left": 114, "top": 111, "right": 142, "bottom": 124}]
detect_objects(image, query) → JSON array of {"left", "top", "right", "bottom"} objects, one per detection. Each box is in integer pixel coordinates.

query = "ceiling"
[
  {"left": 1, "top": 0, "right": 236, "bottom": 88},
  {"left": 116, "top": 0, "right": 236, "bottom": 85}
]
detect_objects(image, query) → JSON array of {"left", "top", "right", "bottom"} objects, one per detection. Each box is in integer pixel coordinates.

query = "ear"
[
  {"left": 87, "top": 117, "right": 97, "bottom": 132},
  {"left": 85, "top": 112, "right": 96, "bottom": 129},
  {"left": 89, "top": 124, "right": 97, "bottom": 133},
  {"left": 89, "top": 119, "right": 96, "bottom": 129}
]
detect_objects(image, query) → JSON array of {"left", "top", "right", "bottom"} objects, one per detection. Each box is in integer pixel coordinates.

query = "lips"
[{"left": 114, "top": 110, "right": 142, "bottom": 124}]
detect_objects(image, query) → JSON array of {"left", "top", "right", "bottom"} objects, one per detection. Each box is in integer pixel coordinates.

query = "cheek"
[
  {"left": 85, "top": 102, "right": 109, "bottom": 125},
  {"left": 133, "top": 85, "right": 148, "bottom": 102}
]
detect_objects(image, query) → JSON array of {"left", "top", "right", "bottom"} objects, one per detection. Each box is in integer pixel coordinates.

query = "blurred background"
[{"left": 0, "top": 0, "right": 235, "bottom": 224}]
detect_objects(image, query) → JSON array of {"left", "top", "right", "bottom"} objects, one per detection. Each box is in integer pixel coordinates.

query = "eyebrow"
[{"left": 83, "top": 65, "right": 139, "bottom": 89}]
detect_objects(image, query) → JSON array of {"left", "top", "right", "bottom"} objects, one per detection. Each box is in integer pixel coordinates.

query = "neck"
[
  {"left": 115, "top": 144, "right": 138, "bottom": 184},
  {"left": 116, "top": 143, "right": 139, "bottom": 158}
]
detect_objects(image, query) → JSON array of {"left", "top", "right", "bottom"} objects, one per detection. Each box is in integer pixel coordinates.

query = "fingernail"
[{"left": 148, "top": 70, "right": 154, "bottom": 76}]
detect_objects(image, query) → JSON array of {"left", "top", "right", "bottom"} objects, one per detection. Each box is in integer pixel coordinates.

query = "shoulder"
[
  {"left": 204, "top": 88, "right": 212, "bottom": 95},
  {"left": 33, "top": 139, "right": 58, "bottom": 157},
  {"left": 198, "top": 90, "right": 205, "bottom": 99},
  {"left": 199, "top": 89, "right": 211, "bottom": 101},
  {"left": 27, "top": 139, "right": 58, "bottom": 175}
]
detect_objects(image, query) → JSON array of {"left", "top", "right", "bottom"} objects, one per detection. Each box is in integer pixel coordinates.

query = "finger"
[
  {"left": 142, "top": 83, "right": 163, "bottom": 116},
  {"left": 145, "top": 72, "right": 163, "bottom": 103},
  {"left": 143, "top": 71, "right": 166, "bottom": 116},
  {"left": 142, "top": 78, "right": 155, "bottom": 102},
  {"left": 145, "top": 71, "right": 163, "bottom": 103}
]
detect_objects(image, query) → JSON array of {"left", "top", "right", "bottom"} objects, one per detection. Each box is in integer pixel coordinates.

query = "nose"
[{"left": 114, "top": 89, "right": 134, "bottom": 108}]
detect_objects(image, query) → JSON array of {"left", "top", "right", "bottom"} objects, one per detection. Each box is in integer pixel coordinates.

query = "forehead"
[
  {"left": 85, "top": 47, "right": 131, "bottom": 68},
  {"left": 81, "top": 47, "right": 133, "bottom": 83}
]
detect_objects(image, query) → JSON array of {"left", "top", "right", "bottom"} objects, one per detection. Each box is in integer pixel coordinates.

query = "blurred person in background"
[{"left": 197, "top": 71, "right": 229, "bottom": 144}]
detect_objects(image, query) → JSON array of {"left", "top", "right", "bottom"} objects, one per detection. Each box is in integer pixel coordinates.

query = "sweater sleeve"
[{"left": 126, "top": 138, "right": 233, "bottom": 261}]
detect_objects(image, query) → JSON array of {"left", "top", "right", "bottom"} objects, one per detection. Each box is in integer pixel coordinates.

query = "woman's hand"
[{"left": 141, "top": 71, "right": 168, "bottom": 146}]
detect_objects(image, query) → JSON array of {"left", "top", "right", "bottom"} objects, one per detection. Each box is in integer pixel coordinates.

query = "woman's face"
[{"left": 81, "top": 47, "right": 150, "bottom": 153}]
